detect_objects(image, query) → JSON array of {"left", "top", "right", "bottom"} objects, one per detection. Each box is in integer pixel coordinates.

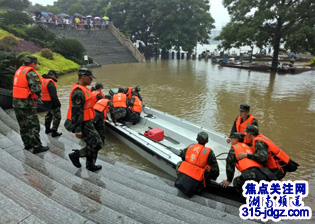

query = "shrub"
[
  {"left": 53, "top": 38, "right": 86, "bottom": 62},
  {"left": 69, "top": 56, "right": 83, "bottom": 65},
  {"left": 0, "top": 50, "right": 17, "bottom": 89},
  {"left": 88, "top": 56, "right": 93, "bottom": 64},
  {"left": 25, "top": 25, "right": 56, "bottom": 47},
  {"left": 16, "top": 40, "right": 41, "bottom": 53},
  {"left": 1, "top": 25, "right": 27, "bottom": 39},
  {"left": 2, "top": 35, "right": 18, "bottom": 46},
  {"left": 40, "top": 48, "right": 54, "bottom": 60}
]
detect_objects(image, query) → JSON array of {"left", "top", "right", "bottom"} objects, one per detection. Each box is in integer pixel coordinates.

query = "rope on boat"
[{"left": 215, "top": 152, "right": 228, "bottom": 160}]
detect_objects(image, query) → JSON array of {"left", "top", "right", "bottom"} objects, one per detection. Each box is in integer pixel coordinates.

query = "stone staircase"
[
  {"left": 0, "top": 107, "right": 259, "bottom": 224},
  {"left": 53, "top": 29, "right": 138, "bottom": 65}
]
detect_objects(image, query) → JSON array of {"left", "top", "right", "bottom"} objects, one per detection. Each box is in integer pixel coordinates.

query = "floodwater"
[{"left": 54, "top": 59, "right": 315, "bottom": 211}]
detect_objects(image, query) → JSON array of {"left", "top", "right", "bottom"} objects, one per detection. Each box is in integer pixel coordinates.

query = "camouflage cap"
[
  {"left": 48, "top": 70, "right": 58, "bottom": 77},
  {"left": 135, "top": 86, "right": 141, "bottom": 92},
  {"left": 78, "top": 68, "right": 96, "bottom": 78},
  {"left": 95, "top": 82, "right": 103, "bottom": 89},
  {"left": 239, "top": 104, "right": 250, "bottom": 112},
  {"left": 24, "top": 55, "right": 40, "bottom": 65},
  {"left": 245, "top": 125, "right": 259, "bottom": 135},
  {"left": 197, "top": 131, "right": 208, "bottom": 144},
  {"left": 230, "top": 132, "right": 245, "bottom": 141}
]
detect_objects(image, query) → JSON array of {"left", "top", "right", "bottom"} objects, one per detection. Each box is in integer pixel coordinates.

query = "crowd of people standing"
[{"left": 34, "top": 12, "right": 110, "bottom": 30}]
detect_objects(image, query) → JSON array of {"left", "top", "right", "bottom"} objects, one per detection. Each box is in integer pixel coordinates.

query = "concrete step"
[
  {"left": 3, "top": 108, "right": 245, "bottom": 221},
  {"left": 113, "top": 161, "right": 242, "bottom": 213},
  {"left": 0, "top": 191, "right": 46, "bottom": 224},
  {"left": 0, "top": 167, "right": 93, "bottom": 224},
  {"left": 0, "top": 130, "right": 188, "bottom": 224},
  {"left": 2, "top": 151, "right": 186, "bottom": 223},
  {"left": 1, "top": 109, "right": 253, "bottom": 223},
  {"left": 53, "top": 29, "right": 138, "bottom": 65},
  {"left": 0, "top": 147, "right": 140, "bottom": 224}
]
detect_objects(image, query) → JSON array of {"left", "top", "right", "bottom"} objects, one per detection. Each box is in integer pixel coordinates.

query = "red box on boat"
[{"left": 144, "top": 128, "right": 164, "bottom": 141}]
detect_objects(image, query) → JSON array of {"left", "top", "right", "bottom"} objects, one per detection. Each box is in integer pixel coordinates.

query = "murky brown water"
[{"left": 54, "top": 59, "right": 315, "bottom": 210}]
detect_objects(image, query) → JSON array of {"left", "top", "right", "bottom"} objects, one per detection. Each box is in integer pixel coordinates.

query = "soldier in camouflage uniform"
[
  {"left": 175, "top": 132, "right": 220, "bottom": 196},
  {"left": 112, "top": 88, "right": 129, "bottom": 125},
  {"left": 238, "top": 125, "right": 286, "bottom": 180},
  {"left": 221, "top": 132, "right": 276, "bottom": 194},
  {"left": 93, "top": 95, "right": 115, "bottom": 144},
  {"left": 64, "top": 68, "right": 103, "bottom": 172},
  {"left": 226, "top": 104, "right": 258, "bottom": 145},
  {"left": 41, "top": 70, "right": 62, "bottom": 137},
  {"left": 12, "top": 55, "right": 49, "bottom": 154}
]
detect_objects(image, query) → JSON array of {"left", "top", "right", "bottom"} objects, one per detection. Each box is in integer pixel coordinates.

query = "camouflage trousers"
[
  {"left": 112, "top": 107, "right": 127, "bottom": 122},
  {"left": 93, "top": 110, "right": 105, "bottom": 144},
  {"left": 45, "top": 107, "right": 61, "bottom": 131},
  {"left": 79, "top": 120, "right": 103, "bottom": 167},
  {"left": 14, "top": 107, "right": 41, "bottom": 149},
  {"left": 130, "top": 111, "right": 141, "bottom": 125},
  {"left": 233, "top": 167, "right": 276, "bottom": 194}
]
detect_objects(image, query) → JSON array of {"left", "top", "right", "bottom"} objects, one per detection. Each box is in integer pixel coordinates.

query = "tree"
[
  {"left": 108, "top": 0, "right": 214, "bottom": 56},
  {"left": 68, "top": 2, "right": 85, "bottom": 16},
  {"left": 0, "top": 10, "right": 33, "bottom": 27},
  {"left": 152, "top": 0, "right": 214, "bottom": 54},
  {"left": 0, "top": 0, "right": 29, "bottom": 10},
  {"left": 217, "top": 0, "right": 315, "bottom": 71},
  {"left": 92, "top": 0, "right": 110, "bottom": 16}
]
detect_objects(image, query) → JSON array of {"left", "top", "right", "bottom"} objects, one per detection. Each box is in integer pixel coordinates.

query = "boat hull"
[
  {"left": 106, "top": 122, "right": 178, "bottom": 177},
  {"left": 105, "top": 106, "right": 240, "bottom": 185}
]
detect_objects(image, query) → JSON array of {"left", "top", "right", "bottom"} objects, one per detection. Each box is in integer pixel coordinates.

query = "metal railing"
[{"left": 108, "top": 23, "right": 146, "bottom": 63}]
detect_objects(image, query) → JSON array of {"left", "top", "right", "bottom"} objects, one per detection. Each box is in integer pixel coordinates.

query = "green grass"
[
  {"left": 0, "top": 29, "right": 17, "bottom": 39},
  {"left": 33, "top": 53, "right": 80, "bottom": 76}
]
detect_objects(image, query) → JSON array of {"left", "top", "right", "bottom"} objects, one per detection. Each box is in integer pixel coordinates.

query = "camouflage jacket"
[
  {"left": 225, "top": 147, "right": 238, "bottom": 182},
  {"left": 247, "top": 140, "right": 269, "bottom": 164},
  {"left": 12, "top": 70, "right": 42, "bottom": 108}
]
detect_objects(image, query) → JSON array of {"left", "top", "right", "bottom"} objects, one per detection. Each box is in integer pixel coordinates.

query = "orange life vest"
[
  {"left": 93, "top": 99, "right": 110, "bottom": 120},
  {"left": 67, "top": 84, "right": 96, "bottom": 121},
  {"left": 178, "top": 144, "right": 211, "bottom": 186},
  {"left": 112, "top": 93, "right": 127, "bottom": 108},
  {"left": 236, "top": 114, "right": 257, "bottom": 144},
  {"left": 92, "top": 90, "right": 105, "bottom": 99},
  {"left": 126, "top": 87, "right": 133, "bottom": 100},
  {"left": 130, "top": 96, "right": 142, "bottom": 113},
  {"left": 13, "top": 66, "right": 41, "bottom": 99},
  {"left": 41, "top": 78, "right": 59, "bottom": 101},
  {"left": 233, "top": 143, "right": 262, "bottom": 172},
  {"left": 252, "top": 134, "right": 290, "bottom": 173}
]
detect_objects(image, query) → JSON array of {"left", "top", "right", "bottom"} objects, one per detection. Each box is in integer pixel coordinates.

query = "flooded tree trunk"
[{"left": 272, "top": 18, "right": 283, "bottom": 71}]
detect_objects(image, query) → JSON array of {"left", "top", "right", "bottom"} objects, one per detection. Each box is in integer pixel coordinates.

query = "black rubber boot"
[
  {"left": 33, "top": 145, "right": 50, "bottom": 154},
  {"left": 86, "top": 165, "right": 102, "bottom": 172},
  {"left": 69, "top": 150, "right": 81, "bottom": 168},
  {"left": 52, "top": 131, "right": 62, "bottom": 137}
]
